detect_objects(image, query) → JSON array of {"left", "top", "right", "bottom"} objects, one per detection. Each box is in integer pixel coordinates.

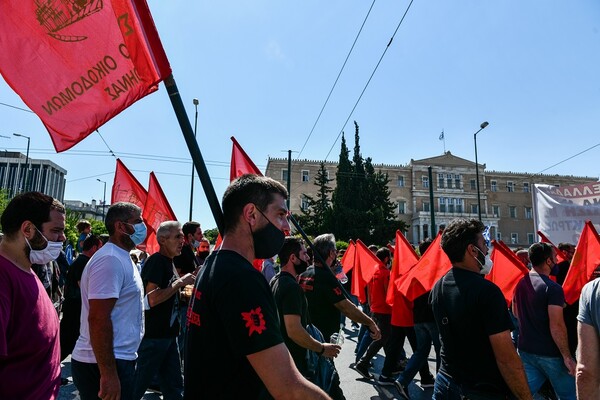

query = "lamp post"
[
  {"left": 189, "top": 98, "right": 199, "bottom": 221},
  {"left": 13, "top": 133, "right": 30, "bottom": 192},
  {"left": 97, "top": 178, "right": 107, "bottom": 222},
  {"left": 474, "top": 121, "right": 490, "bottom": 221}
]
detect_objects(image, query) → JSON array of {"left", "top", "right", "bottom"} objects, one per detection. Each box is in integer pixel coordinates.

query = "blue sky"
[{"left": 1, "top": 1, "right": 600, "bottom": 230}]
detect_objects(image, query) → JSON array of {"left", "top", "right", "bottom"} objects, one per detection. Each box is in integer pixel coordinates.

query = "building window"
[
  {"left": 470, "top": 179, "right": 476, "bottom": 190},
  {"left": 511, "top": 233, "right": 518, "bottom": 244},
  {"left": 496, "top": 231, "right": 502, "bottom": 241},
  {"left": 398, "top": 201, "right": 406, "bottom": 214},
  {"left": 439, "top": 197, "right": 447, "bottom": 213},
  {"left": 509, "top": 206, "right": 517, "bottom": 218},
  {"left": 491, "top": 180, "right": 498, "bottom": 192},
  {"left": 471, "top": 204, "right": 478, "bottom": 214},
  {"left": 454, "top": 174, "right": 461, "bottom": 189},
  {"left": 423, "top": 201, "right": 430, "bottom": 212},
  {"left": 423, "top": 224, "right": 429, "bottom": 240},
  {"left": 397, "top": 176, "right": 405, "bottom": 187},
  {"left": 527, "top": 233, "right": 535, "bottom": 245},
  {"left": 422, "top": 176, "right": 429, "bottom": 188},
  {"left": 525, "top": 207, "right": 532, "bottom": 219},
  {"left": 282, "top": 169, "right": 288, "bottom": 181},
  {"left": 448, "top": 198, "right": 455, "bottom": 213},
  {"left": 507, "top": 181, "right": 515, "bottom": 192},
  {"left": 456, "top": 199, "right": 463, "bottom": 213},
  {"left": 300, "top": 196, "right": 309, "bottom": 211},
  {"left": 325, "top": 170, "right": 330, "bottom": 179},
  {"left": 447, "top": 174, "right": 453, "bottom": 189},
  {"left": 438, "top": 173, "right": 444, "bottom": 188},
  {"left": 301, "top": 170, "right": 309, "bottom": 182},
  {"left": 492, "top": 205, "right": 500, "bottom": 217},
  {"left": 523, "top": 182, "right": 530, "bottom": 193}
]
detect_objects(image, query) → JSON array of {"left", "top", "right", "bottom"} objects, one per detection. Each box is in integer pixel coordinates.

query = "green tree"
[
  {"left": 0, "top": 189, "right": 10, "bottom": 230},
  {"left": 299, "top": 162, "right": 333, "bottom": 236},
  {"left": 203, "top": 227, "right": 219, "bottom": 244}
]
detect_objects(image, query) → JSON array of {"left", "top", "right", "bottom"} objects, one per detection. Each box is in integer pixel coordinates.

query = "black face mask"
[
  {"left": 293, "top": 259, "right": 309, "bottom": 275},
  {"left": 251, "top": 210, "right": 285, "bottom": 259},
  {"left": 197, "top": 250, "right": 210, "bottom": 260}
]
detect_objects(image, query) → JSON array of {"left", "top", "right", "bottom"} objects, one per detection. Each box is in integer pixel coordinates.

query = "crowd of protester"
[{"left": 1, "top": 180, "right": 599, "bottom": 399}]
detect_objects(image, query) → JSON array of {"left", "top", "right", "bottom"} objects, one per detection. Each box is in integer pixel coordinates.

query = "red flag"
[
  {"left": 341, "top": 240, "right": 356, "bottom": 274},
  {"left": 390, "top": 288, "right": 414, "bottom": 327},
  {"left": 350, "top": 240, "right": 384, "bottom": 303},
  {"left": 397, "top": 232, "right": 452, "bottom": 301},
  {"left": 0, "top": 1, "right": 171, "bottom": 152},
  {"left": 142, "top": 172, "right": 177, "bottom": 254},
  {"left": 486, "top": 240, "right": 529, "bottom": 306},
  {"left": 230, "top": 136, "right": 262, "bottom": 180},
  {"left": 537, "top": 230, "right": 568, "bottom": 264},
  {"left": 111, "top": 159, "right": 147, "bottom": 208},
  {"left": 386, "top": 230, "right": 419, "bottom": 305},
  {"left": 563, "top": 221, "right": 600, "bottom": 304}
]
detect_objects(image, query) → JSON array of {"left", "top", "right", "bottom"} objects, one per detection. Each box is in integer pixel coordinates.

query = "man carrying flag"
[{"left": 430, "top": 219, "right": 531, "bottom": 400}]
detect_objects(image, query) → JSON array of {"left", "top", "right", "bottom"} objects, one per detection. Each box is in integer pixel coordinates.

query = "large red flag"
[
  {"left": 350, "top": 240, "right": 384, "bottom": 303},
  {"left": 537, "top": 230, "right": 568, "bottom": 264},
  {"left": 386, "top": 230, "right": 419, "bottom": 305},
  {"left": 142, "top": 172, "right": 177, "bottom": 254},
  {"left": 341, "top": 240, "right": 356, "bottom": 274},
  {"left": 563, "top": 221, "right": 600, "bottom": 304},
  {"left": 230, "top": 136, "right": 262, "bottom": 179},
  {"left": 486, "top": 240, "right": 529, "bottom": 306},
  {"left": 0, "top": 1, "right": 171, "bottom": 152},
  {"left": 111, "top": 159, "right": 147, "bottom": 208},
  {"left": 397, "top": 232, "right": 452, "bottom": 301}
]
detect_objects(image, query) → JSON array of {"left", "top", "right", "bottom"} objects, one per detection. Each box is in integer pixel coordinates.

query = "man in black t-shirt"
[
  {"left": 173, "top": 221, "right": 202, "bottom": 275},
  {"left": 132, "top": 221, "right": 195, "bottom": 400},
  {"left": 429, "top": 219, "right": 532, "bottom": 400},
  {"left": 271, "top": 237, "right": 340, "bottom": 377},
  {"left": 184, "top": 174, "right": 329, "bottom": 399}
]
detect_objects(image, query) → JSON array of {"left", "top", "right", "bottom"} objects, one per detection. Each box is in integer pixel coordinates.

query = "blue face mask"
[{"left": 125, "top": 222, "right": 147, "bottom": 246}]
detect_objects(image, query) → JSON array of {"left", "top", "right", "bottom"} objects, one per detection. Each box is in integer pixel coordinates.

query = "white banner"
[{"left": 533, "top": 182, "right": 600, "bottom": 245}]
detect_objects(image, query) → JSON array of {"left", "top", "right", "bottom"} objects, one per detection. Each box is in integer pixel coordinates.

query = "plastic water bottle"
[
  {"left": 334, "top": 261, "right": 348, "bottom": 284},
  {"left": 330, "top": 327, "right": 344, "bottom": 345}
]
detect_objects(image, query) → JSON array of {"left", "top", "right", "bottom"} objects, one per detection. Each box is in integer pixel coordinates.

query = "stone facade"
[{"left": 265, "top": 152, "right": 597, "bottom": 246}]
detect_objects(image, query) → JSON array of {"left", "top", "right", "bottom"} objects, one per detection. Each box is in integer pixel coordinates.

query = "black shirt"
[
  {"left": 270, "top": 271, "right": 309, "bottom": 375},
  {"left": 184, "top": 250, "right": 283, "bottom": 399},
  {"left": 298, "top": 265, "right": 346, "bottom": 341},
  {"left": 141, "top": 252, "right": 180, "bottom": 339},
  {"left": 64, "top": 254, "right": 90, "bottom": 301},
  {"left": 430, "top": 267, "right": 513, "bottom": 394},
  {"left": 413, "top": 291, "right": 434, "bottom": 324},
  {"left": 173, "top": 244, "right": 197, "bottom": 275}
]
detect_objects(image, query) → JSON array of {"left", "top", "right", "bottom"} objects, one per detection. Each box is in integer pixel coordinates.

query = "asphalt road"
[{"left": 58, "top": 320, "right": 436, "bottom": 400}]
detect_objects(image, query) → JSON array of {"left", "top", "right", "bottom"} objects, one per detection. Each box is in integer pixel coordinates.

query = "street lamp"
[
  {"left": 97, "top": 178, "right": 107, "bottom": 222},
  {"left": 13, "top": 133, "right": 30, "bottom": 192},
  {"left": 474, "top": 121, "right": 490, "bottom": 221},
  {"left": 189, "top": 98, "right": 199, "bottom": 221}
]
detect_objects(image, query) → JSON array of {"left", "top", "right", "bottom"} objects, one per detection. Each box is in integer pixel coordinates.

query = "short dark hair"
[
  {"left": 182, "top": 221, "right": 201, "bottom": 237},
  {"left": 278, "top": 236, "right": 304, "bottom": 266},
  {"left": 76, "top": 220, "right": 91, "bottom": 232},
  {"left": 557, "top": 242, "right": 574, "bottom": 252},
  {"left": 528, "top": 242, "right": 554, "bottom": 267},
  {"left": 375, "top": 247, "right": 391, "bottom": 262},
  {"left": 441, "top": 218, "right": 485, "bottom": 263},
  {"left": 82, "top": 234, "right": 102, "bottom": 251},
  {"left": 221, "top": 174, "right": 288, "bottom": 234},
  {"left": 1, "top": 192, "right": 65, "bottom": 238},
  {"left": 105, "top": 202, "right": 141, "bottom": 235},
  {"left": 418, "top": 238, "right": 433, "bottom": 255}
]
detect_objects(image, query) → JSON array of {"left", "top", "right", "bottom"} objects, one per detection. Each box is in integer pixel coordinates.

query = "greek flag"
[
  {"left": 482, "top": 225, "right": 491, "bottom": 247},
  {"left": 439, "top": 130, "right": 444, "bottom": 140}
]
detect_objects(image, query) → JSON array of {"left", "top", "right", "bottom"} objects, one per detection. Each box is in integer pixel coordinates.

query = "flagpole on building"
[{"left": 164, "top": 75, "right": 224, "bottom": 233}]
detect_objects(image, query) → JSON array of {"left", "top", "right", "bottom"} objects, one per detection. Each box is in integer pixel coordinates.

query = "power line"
[
  {"left": 537, "top": 142, "right": 600, "bottom": 175},
  {"left": 0, "top": 101, "right": 34, "bottom": 113},
  {"left": 95, "top": 129, "right": 116, "bottom": 158},
  {"left": 324, "top": 0, "right": 415, "bottom": 161},
  {"left": 296, "top": 0, "right": 377, "bottom": 159}
]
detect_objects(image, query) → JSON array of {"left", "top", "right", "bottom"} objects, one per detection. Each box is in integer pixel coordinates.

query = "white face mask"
[
  {"left": 474, "top": 246, "right": 493, "bottom": 275},
  {"left": 191, "top": 240, "right": 201, "bottom": 248},
  {"left": 26, "top": 228, "right": 63, "bottom": 265}
]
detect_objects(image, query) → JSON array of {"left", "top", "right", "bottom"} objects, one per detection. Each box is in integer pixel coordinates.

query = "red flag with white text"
[
  {"left": 0, "top": 0, "right": 171, "bottom": 152},
  {"left": 486, "top": 240, "right": 529, "bottom": 306},
  {"left": 563, "top": 221, "right": 600, "bottom": 304},
  {"left": 142, "top": 172, "right": 176, "bottom": 254},
  {"left": 111, "top": 159, "right": 147, "bottom": 208}
]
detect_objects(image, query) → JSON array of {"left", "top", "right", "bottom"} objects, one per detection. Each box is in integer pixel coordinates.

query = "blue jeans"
[
  {"left": 72, "top": 358, "right": 136, "bottom": 400},
  {"left": 133, "top": 337, "right": 183, "bottom": 400},
  {"left": 433, "top": 373, "right": 507, "bottom": 400},
  {"left": 518, "top": 350, "right": 576, "bottom": 400},
  {"left": 398, "top": 321, "right": 440, "bottom": 385}
]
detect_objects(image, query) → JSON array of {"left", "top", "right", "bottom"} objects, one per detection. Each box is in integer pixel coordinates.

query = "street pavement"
[{"left": 58, "top": 320, "right": 437, "bottom": 399}]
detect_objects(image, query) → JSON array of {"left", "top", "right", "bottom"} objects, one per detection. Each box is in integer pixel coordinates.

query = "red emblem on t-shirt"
[
  {"left": 241, "top": 307, "right": 267, "bottom": 336},
  {"left": 333, "top": 287, "right": 342, "bottom": 296},
  {"left": 187, "top": 308, "right": 201, "bottom": 327}
]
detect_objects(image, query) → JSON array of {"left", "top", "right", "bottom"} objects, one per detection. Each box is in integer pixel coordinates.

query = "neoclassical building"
[{"left": 265, "top": 152, "right": 596, "bottom": 246}]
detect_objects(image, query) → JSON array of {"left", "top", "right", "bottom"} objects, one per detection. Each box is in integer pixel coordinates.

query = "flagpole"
[{"left": 164, "top": 75, "right": 224, "bottom": 233}]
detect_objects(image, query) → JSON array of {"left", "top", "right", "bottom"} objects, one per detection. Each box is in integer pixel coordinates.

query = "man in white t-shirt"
[{"left": 72, "top": 202, "right": 147, "bottom": 400}]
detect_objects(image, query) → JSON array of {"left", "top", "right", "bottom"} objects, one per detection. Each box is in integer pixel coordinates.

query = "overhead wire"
[
  {"left": 324, "top": 0, "right": 415, "bottom": 161},
  {"left": 296, "top": 0, "right": 377, "bottom": 160}
]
